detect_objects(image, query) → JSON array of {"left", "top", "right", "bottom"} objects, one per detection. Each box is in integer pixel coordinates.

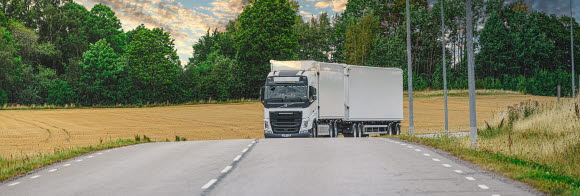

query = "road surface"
[{"left": 0, "top": 138, "right": 536, "bottom": 196}]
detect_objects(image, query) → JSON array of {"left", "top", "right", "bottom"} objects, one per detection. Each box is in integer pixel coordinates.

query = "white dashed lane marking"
[
  {"left": 97, "top": 153, "right": 103, "bottom": 155},
  {"left": 74, "top": 159, "right": 83, "bottom": 162},
  {"left": 63, "top": 164, "right": 71, "bottom": 167},
  {"left": 242, "top": 148, "right": 248, "bottom": 153},
  {"left": 466, "top": 177, "right": 476, "bottom": 181},
  {"left": 442, "top": 164, "right": 452, "bottom": 168},
  {"left": 201, "top": 179, "right": 217, "bottom": 189},
  {"left": 478, "top": 184, "right": 490, "bottom": 190},
  {"left": 432, "top": 158, "right": 440, "bottom": 162},
  {"left": 247, "top": 144, "right": 253, "bottom": 147},
  {"left": 8, "top": 182, "right": 20, "bottom": 186},
  {"left": 414, "top": 149, "right": 421, "bottom": 151},
  {"left": 87, "top": 156, "right": 94, "bottom": 158},
  {"left": 423, "top": 153, "right": 431, "bottom": 156},
  {"left": 492, "top": 194, "right": 501, "bottom": 196},
  {"left": 30, "top": 175, "right": 40, "bottom": 179},
  {"left": 233, "top": 155, "right": 242, "bottom": 162},
  {"left": 221, "top": 166, "right": 233, "bottom": 173},
  {"left": 454, "top": 170, "right": 463, "bottom": 174},
  {"left": 48, "top": 169, "right": 57, "bottom": 173}
]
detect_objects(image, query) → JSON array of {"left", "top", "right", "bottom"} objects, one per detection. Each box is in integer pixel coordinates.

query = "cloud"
[
  {"left": 315, "top": 2, "right": 329, "bottom": 8},
  {"left": 314, "top": 0, "right": 347, "bottom": 12}
]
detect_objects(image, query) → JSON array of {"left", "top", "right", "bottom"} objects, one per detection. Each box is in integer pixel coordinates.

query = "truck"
[{"left": 260, "top": 60, "right": 403, "bottom": 138}]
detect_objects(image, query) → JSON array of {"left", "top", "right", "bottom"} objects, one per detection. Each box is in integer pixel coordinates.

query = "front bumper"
[{"left": 264, "top": 132, "right": 312, "bottom": 138}]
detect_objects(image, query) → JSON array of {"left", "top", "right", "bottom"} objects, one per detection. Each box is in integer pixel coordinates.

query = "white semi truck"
[{"left": 260, "top": 60, "right": 403, "bottom": 138}]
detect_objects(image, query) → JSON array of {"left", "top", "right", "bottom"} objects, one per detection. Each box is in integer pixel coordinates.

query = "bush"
[
  {"left": 46, "top": 79, "right": 77, "bottom": 105},
  {"left": 0, "top": 89, "right": 7, "bottom": 106}
]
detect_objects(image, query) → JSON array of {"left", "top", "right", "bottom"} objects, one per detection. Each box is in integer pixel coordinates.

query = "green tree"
[
  {"left": 0, "top": 26, "right": 21, "bottom": 101},
  {"left": 345, "top": 13, "right": 379, "bottom": 65},
  {"left": 125, "top": 25, "right": 182, "bottom": 103},
  {"left": 46, "top": 79, "right": 76, "bottom": 105},
  {"left": 79, "top": 39, "right": 126, "bottom": 105},
  {"left": 87, "top": 4, "right": 126, "bottom": 53},
  {"left": 295, "top": 13, "right": 332, "bottom": 62},
  {"left": 235, "top": 0, "right": 298, "bottom": 97}
]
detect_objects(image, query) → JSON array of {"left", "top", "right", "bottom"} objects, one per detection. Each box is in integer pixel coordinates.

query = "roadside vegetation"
[
  {"left": 392, "top": 97, "right": 580, "bottom": 195},
  {"left": 0, "top": 98, "right": 257, "bottom": 111}
]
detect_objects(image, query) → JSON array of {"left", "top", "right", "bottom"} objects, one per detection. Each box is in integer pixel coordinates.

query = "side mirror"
[
  {"left": 260, "top": 86, "right": 265, "bottom": 104},
  {"left": 309, "top": 86, "right": 317, "bottom": 102}
]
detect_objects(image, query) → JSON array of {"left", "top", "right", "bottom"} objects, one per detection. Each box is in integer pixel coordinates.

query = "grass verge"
[{"left": 0, "top": 138, "right": 148, "bottom": 182}]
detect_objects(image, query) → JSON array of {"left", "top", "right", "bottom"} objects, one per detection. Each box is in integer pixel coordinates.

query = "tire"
[
  {"left": 395, "top": 123, "right": 401, "bottom": 135},
  {"left": 329, "top": 122, "right": 334, "bottom": 137},
  {"left": 311, "top": 122, "right": 318, "bottom": 138}
]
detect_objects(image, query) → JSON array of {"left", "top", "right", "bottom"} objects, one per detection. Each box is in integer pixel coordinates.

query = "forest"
[{"left": 0, "top": 0, "right": 578, "bottom": 106}]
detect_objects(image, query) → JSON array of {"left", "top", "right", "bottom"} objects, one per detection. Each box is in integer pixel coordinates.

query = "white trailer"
[{"left": 261, "top": 60, "right": 403, "bottom": 138}]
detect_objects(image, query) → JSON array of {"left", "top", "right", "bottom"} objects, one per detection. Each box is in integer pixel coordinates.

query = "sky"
[{"left": 73, "top": 0, "right": 578, "bottom": 66}]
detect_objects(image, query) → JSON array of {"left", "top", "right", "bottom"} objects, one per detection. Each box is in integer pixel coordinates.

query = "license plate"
[{"left": 281, "top": 134, "right": 291, "bottom": 137}]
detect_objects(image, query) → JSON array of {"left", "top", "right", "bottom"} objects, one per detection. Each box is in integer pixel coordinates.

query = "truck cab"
[{"left": 261, "top": 70, "right": 318, "bottom": 138}]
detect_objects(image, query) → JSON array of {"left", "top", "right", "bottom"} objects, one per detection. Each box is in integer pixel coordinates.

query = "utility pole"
[
  {"left": 466, "top": 0, "right": 477, "bottom": 149},
  {"left": 441, "top": 0, "right": 449, "bottom": 136},
  {"left": 406, "top": 0, "right": 415, "bottom": 136},
  {"left": 571, "top": 0, "right": 576, "bottom": 97}
]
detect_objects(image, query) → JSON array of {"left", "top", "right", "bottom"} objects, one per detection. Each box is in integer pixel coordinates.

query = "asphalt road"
[{"left": 0, "top": 138, "right": 536, "bottom": 196}]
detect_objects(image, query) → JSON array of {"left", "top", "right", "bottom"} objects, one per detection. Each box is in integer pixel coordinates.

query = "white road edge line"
[
  {"left": 432, "top": 158, "right": 440, "bottom": 162},
  {"left": 75, "top": 159, "right": 83, "bottom": 162},
  {"left": 8, "top": 182, "right": 20, "bottom": 186},
  {"left": 63, "top": 164, "right": 71, "bottom": 167},
  {"left": 48, "top": 169, "right": 57, "bottom": 173},
  {"left": 466, "top": 177, "right": 476, "bottom": 181},
  {"left": 221, "top": 166, "right": 233, "bottom": 173},
  {"left": 248, "top": 144, "right": 253, "bottom": 147},
  {"left": 97, "top": 152, "right": 103, "bottom": 155},
  {"left": 242, "top": 148, "right": 249, "bottom": 153},
  {"left": 414, "top": 149, "right": 421, "bottom": 151},
  {"left": 400, "top": 143, "right": 407, "bottom": 146},
  {"left": 252, "top": 141, "right": 256, "bottom": 144},
  {"left": 201, "top": 179, "right": 218, "bottom": 189},
  {"left": 442, "top": 164, "right": 452, "bottom": 167},
  {"left": 423, "top": 153, "right": 431, "bottom": 156},
  {"left": 87, "top": 156, "right": 93, "bottom": 158},
  {"left": 233, "top": 155, "right": 242, "bottom": 162},
  {"left": 491, "top": 194, "right": 501, "bottom": 196},
  {"left": 478, "top": 184, "right": 490, "bottom": 190},
  {"left": 30, "top": 175, "right": 40, "bottom": 179},
  {"left": 454, "top": 170, "right": 463, "bottom": 174}
]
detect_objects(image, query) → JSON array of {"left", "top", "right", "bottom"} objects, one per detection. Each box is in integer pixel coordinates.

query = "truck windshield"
[{"left": 265, "top": 85, "right": 308, "bottom": 103}]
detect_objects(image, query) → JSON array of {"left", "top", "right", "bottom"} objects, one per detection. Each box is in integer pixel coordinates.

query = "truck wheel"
[
  {"left": 396, "top": 123, "right": 401, "bottom": 135},
  {"left": 312, "top": 122, "right": 318, "bottom": 138}
]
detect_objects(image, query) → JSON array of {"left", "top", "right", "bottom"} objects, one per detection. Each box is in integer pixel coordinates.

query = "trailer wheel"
[
  {"left": 395, "top": 123, "right": 401, "bottom": 135},
  {"left": 329, "top": 122, "right": 335, "bottom": 137},
  {"left": 332, "top": 121, "right": 339, "bottom": 137}
]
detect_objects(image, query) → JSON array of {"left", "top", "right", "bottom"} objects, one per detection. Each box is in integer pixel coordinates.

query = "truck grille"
[{"left": 270, "top": 111, "right": 302, "bottom": 134}]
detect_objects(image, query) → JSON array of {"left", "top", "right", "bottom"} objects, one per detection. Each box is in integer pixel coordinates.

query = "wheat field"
[{"left": 0, "top": 90, "right": 556, "bottom": 158}]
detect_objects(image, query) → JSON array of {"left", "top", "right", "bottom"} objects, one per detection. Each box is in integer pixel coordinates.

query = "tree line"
[{"left": 1, "top": 0, "right": 578, "bottom": 106}]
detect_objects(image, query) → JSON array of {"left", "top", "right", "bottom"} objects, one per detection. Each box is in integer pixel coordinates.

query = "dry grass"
[
  {"left": 0, "top": 90, "right": 555, "bottom": 159},
  {"left": 471, "top": 97, "right": 580, "bottom": 179}
]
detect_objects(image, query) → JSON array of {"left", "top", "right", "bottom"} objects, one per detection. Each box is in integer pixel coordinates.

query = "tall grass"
[{"left": 476, "top": 98, "right": 580, "bottom": 179}]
